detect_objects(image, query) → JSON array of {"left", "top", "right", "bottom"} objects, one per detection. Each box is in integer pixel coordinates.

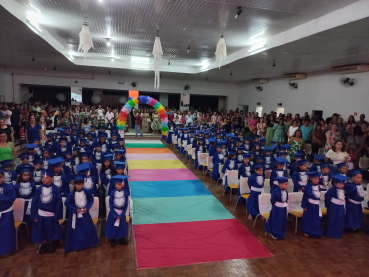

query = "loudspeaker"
[
  {"left": 277, "top": 103, "right": 282, "bottom": 106},
  {"left": 257, "top": 102, "right": 261, "bottom": 105}
]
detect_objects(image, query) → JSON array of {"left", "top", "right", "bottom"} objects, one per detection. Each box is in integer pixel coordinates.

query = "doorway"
[
  {"left": 238, "top": 105, "right": 249, "bottom": 113},
  {"left": 312, "top": 110, "right": 323, "bottom": 120},
  {"left": 276, "top": 107, "right": 285, "bottom": 115},
  {"left": 256, "top": 106, "right": 263, "bottom": 116}
]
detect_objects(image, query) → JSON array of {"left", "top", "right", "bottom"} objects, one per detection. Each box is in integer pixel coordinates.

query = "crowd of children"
[
  {"left": 169, "top": 124, "right": 368, "bottom": 240},
  {"left": 0, "top": 124, "right": 130, "bottom": 257}
]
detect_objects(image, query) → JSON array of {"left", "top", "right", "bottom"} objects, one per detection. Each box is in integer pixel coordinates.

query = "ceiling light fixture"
[
  {"left": 111, "top": 58, "right": 114, "bottom": 62},
  {"left": 249, "top": 31, "right": 265, "bottom": 40},
  {"left": 29, "top": 3, "right": 41, "bottom": 13},
  {"left": 187, "top": 45, "right": 190, "bottom": 53},
  {"left": 201, "top": 60, "right": 209, "bottom": 70},
  {"left": 28, "top": 20, "right": 42, "bottom": 32},
  {"left": 249, "top": 43, "right": 266, "bottom": 53},
  {"left": 235, "top": 6, "right": 242, "bottom": 19},
  {"left": 249, "top": 48, "right": 266, "bottom": 55},
  {"left": 130, "top": 65, "right": 149, "bottom": 69},
  {"left": 106, "top": 38, "right": 110, "bottom": 46},
  {"left": 131, "top": 56, "right": 149, "bottom": 63},
  {"left": 25, "top": 23, "right": 39, "bottom": 34}
]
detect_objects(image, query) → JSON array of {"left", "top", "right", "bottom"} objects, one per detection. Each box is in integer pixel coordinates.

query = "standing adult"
[
  {"left": 265, "top": 115, "right": 276, "bottom": 146},
  {"left": 141, "top": 109, "right": 151, "bottom": 133},
  {"left": 24, "top": 115, "right": 43, "bottom": 144},
  {"left": 272, "top": 119, "right": 286, "bottom": 145},
  {"left": 346, "top": 115, "right": 356, "bottom": 128},
  {"left": 10, "top": 104, "right": 22, "bottom": 141},
  {"left": 71, "top": 107, "right": 80, "bottom": 127},
  {"left": 39, "top": 116, "right": 47, "bottom": 143},
  {"left": 341, "top": 123, "right": 352, "bottom": 147},
  {"left": 1, "top": 104, "right": 12, "bottom": 126},
  {"left": 185, "top": 111, "right": 194, "bottom": 126},
  {"left": 287, "top": 120, "right": 299, "bottom": 141},
  {"left": 0, "top": 130, "right": 16, "bottom": 164},
  {"left": 46, "top": 112, "right": 55, "bottom": 130},
  {"left": 257, "top": 117, "right": 266, "bottom": 137},
  {"left": 248, "top": 114, "right": 258, "bottom": 135},
  {"left": 90, "top": 110, "right": 98, "bottom": 127},
  {"left": 288, "top": 129, "right": 305, "bottom": 159},
  {"left": 325, "top": 140, "right": 347, "bottom": 175},
  {"left": 300, "top": 119, "right": 314, "bottom": 144},
  {"left": 167, "top": 110, "right": 174, "bottom": 122},
  {"left": 347, "top": 126, "right": 364, "bottom": 159},
  {"left": 311, "top": 123, "right": 324, "bottom": 155},
  {"left": 96, "top": 105, "right": 105, "bottom": 119},
  {"left": 0, "top": 119, "right": 14, "bottom": 143},
  {"left": 356, "top": 114, "right": 368, "bottom": 127},
  {"left": 133, "top": 110, "right": 143, "bottom": 138},
  {"left": 233, "top": 112, "right": 242, "bottom": 132},
  {"left": 337, "top": 118, "right": 345, "bottom": 134},
  {"left": 58, "top": 111, "right": 73, "bottom": 127},
  {"left": 324, "top": 123, "right": 341, "bottom": 154},
  {"left": 105, "top": 108, "right": 115, "bottom": 130},
  {"left": 151, "top": 110, "right": 161, "bottom": 135}
]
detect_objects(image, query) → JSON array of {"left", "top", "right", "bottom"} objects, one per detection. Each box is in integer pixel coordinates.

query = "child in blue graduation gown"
[
  {"left": 208, "top": 138, "right": 216, "bottom": 157},
  {"left": 195, "top": 138, "right": 206, "bottom": 169},
  {"left": 246, "top": 164, "right": 265, "bottom": 220},
  {"left": 98, "top": 132, "right": 110, "bottom": 155},
  {"left": 310, "top": 154, "right": 324, "bottom": 172},
  {"left": 270, "top": 157, "right": 288, "bottom": 192},
  {"left": 14, "top": 168, "right": 36, "bottom": 225},
  {"left": 104, "top": 175, "right": 130, "bottom": 248},
  {"left": 265, "top": 177, "right": 289, "bottom": 240},
  {"left": 345, "top": 169, "right": 364, "bottom": 230},
  {"left": 64, "top": 174, "right": 99, "bottom": 252},
  {"left": 31, "top": 169, "right": 63, "bottom": 254},
  {"left": 166, "top": 122, "right": 175, "bottom": 144},
  {"left": 0, "top": 168, "right": 16, "bottom": 257},
  {"left": 263, "top": 146, "right": 274, "bottom": 170},
  {"left": 109, "top": 132, "right": 119, "bottom": 152},
  {"left": 211, "top": 143, "right": 225, "bottom": 182},
  {"left": 325, "top": 175, "right": 349, "bottom": 239},
  {"left": 243, "top": 138, "right": 253, "bottom": 153},
  {"left": 42, "top": 147, "right": 53, "bottom": 169},
  {"left": 301, "top": 171, "right": 323, "bottom": 237},
  {"left": 1, "top": 159, "right": 17, "bottom": 184},
  {"left": 76, "top": 162, "right": 99, "bottom": 197},
  {"left": 108, "top": 162, "right": 130, "bottom": 197},
  {"left": 236, "top": 154, "right": 252, "bottom": 205},
  {"left": 33, "top": 158, "right": 44, "bottom": 186},
  {"left": 222, "top": 151, "right": 237, "bottom": 193},
  {"left": 292, "top": 160, "right": 309, "bottom": 192},
  {"left": 235, "top": 147, "right": 244, "bottom": 164},
  {"left": 100, "top": 155, "right": 116, "bottom": 195},
  {"left": 289, "top": 151, "right": 304, "bottom": 177},
  {"left": 319, "top": 163, "right": 330, "bottom": 191},
  {"left": 92, "top": 143, "right": 103, "bottom": 166},
  {"left": 81, "top": 151, "right": 99, "bottom": 188},
  {"left": 48, "top": 158, "right": 70, "bottom": 197},
  {"left": 16, "top": 152, "right": 34, "bottom": 175}
]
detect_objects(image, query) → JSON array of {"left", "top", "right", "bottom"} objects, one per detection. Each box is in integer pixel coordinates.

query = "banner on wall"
[
  {"left": 71, "top": 87, "right": 82, "bottom": 105},
  {"left": 181, "top": 93, "right": 190, "bottom": 107}
]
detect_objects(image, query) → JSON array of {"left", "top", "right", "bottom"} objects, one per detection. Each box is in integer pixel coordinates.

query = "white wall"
[
  {"left": 1, "top": 67, "right": 238, "bottom": 110},
  {"left": 237, "top": 71, "right": 369, "bottom": 120}
]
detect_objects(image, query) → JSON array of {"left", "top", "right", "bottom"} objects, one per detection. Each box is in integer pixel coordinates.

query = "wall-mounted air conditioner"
[
  {"left": 282, "top": 73, "right": 306, "bottom": 81},
  {"left": 331, "top": 64, "right": 369, "bottom": 75},
  {"left": 252, "top": 78, "right": 269, "bottom": 84}
]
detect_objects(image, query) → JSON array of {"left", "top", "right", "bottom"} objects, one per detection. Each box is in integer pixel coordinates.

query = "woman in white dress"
[
  {"left": 287, "top": 120, "right": 299, "bottom": 140},
  {"left": 325, "top": 140, "right": 348, "bottom": 175}
]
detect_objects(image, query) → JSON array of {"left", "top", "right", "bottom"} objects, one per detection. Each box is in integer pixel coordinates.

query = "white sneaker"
[{"left": 248, "top": 214, "right": 253, "bottom": 220}]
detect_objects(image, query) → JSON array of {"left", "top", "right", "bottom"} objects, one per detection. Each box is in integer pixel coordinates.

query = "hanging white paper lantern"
[
  {"left": 91, "top": 95, "right": 101, "bottom": 104},
  {"left": 119, "top": 96, "right": 127, "bottom": 104},
  {"left": 152, "top": 36, "right": 163, "bottom": 91},
  {"left": 56, "top": 93, "right": 66, "bottom": 101},
  {"left": 78, "top": 20, "right": 94, "bottom": 59},
  {"left": 215, "top": 35, "right": 227, "bottom": 68}
]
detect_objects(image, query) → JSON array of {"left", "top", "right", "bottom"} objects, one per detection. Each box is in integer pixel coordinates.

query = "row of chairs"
[{"left": 12, "top": 195, "right": 132, "bottom": 249}]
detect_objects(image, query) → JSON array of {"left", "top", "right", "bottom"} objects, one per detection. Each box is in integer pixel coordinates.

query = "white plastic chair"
[
  {"left": 186, "top": 144, "right": 192, "bottom": 159},
  {"left": 253, "top": 194, "right": 272, "bottom": 230},
  {"left": 59, "top": 197, "right": 66, "bottom": 245},
  {"left": 217, "top": 164, "right": 224, "bottom": 184},
  {"left": 264, "top": 170, "right": 272, "bottom": 179},
  {"left": 264, "top": 179, "right": 270, "bottom": 188},
  {"left": 198, "top": 153, "right": 209, "bottom": 174},
  {"left": 191, "top": 148, "right": 196, "bottom": 164},
  {"left": 182, "top": 140, "right": 188, "bottom": 155},
  {"left": 13, "top": 198, "right": 26, "bottom": 250},
  {"left": 206, "top": 156, "right": 213, "bottom": 176},
  {"left": 89, "top": 197, "right": 101, "bottom": 237},
  {"left": 305, "top": 144, "right": 312, "bottom": 154},
  {"left": 288, "top": 192, "right": 303, "bottom": 233},
  {"left": 172, "top": 136, "right": 177, "bottom": 148},
  {"left": 359, "top": 157, "right": 369, "bottom": 169},
  {"left": 288, "top": 179, "right": 294, "bottom": 193},
  {"left": 235, "top": 177, "right": 250, "bottom": 208},
  {"left": 171, "top": 134, "right": 175, "bottom": 145},
  {"left": 225, "top": 170, "right": 239, "bottom": 201},
  {"left": 320, "top": 191, "right": 327, "bottom": 216},
  {"left": 177, "top": 138, "right": 182, "bottom": 150}
]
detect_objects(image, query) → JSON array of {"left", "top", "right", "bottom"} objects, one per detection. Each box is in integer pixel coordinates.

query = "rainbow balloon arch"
[{"left": 117, "top": 95, "right": 169, "bottom": 136}]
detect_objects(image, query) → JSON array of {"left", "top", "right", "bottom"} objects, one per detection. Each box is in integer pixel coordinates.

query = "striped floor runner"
[{"left": 126, "top": 140, "right": 271, "bottom": 269}]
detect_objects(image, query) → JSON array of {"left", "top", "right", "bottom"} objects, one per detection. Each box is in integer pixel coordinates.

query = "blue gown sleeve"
[
  {"left": 270, "top": 189, "right": 278, "bottom": 205},
  {"left": 55, "top": 188, "right": 63, "bottom": 220},
  {"left": 0, "top": 184, "right": 16, "bottom": 202},
  {"left": 301, "top": 185, "right": 310, "bottom": 209},
  {"left": 85, "top": 190, "right": 94, "bottom": 211},
  {"left": 100, "top": 171, "right": 109, "bottom": 185},
  {"left": 109, "top": 192, "right": 120, "bottom": 219},
  {"left": 31, "top": 188, "right": 40, "bottom": 221},
  {"left": 324, "top": 188, "right": 334, "bottom": 208},
  {"left": 221, "top": 160, "right": 229, "bottom": 174},
  {"left": 292, "top": 171, "right": 302, "bottom": 191},
  {"left": 64, "top": 192, "right": 79, "bottom": 214},
  {"left": 247, "top": 174, "right": 254, "bottom": 189}
]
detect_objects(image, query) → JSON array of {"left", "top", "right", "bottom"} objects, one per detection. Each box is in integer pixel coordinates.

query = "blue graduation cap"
[
  {"left": 114, "top": 150, "right": 126, "bottom": 155},
  {"left": 111, "top": 132, "right": 118, "bottom": 137},
  {"left": 76, "top": 162, "right": 90, "bottom": 173},
  {"left": 118, "top": 138, "right": 125, "bottom": 142},
  {"left": 64, "top": 127, "right": 71, "bottom": 131},
  {"left": 73, "top": 147, "right": 82, "bottom": 152},
  {"left": 81, "top": 152, "right": 92, "bottom": 159},
  {"left": 41, "top": 169, "right": 55, "bottom": 177},
  {"left": 243, "top": 137, "right": 251, "bottom": 141},
  {"left": 1, "top": 159, "right": 13, "bottom": 167},
  {"left": 296, "top": 150, "right": 305, "bottom": 155},
  {"left": 98, "top": 131, "right": 107, "bottom": 138},
  {"left": 102, "top": 154, "right": 113, "bottom": 161},
  {"left": 249, "top": 151, "right": 256, "bottom": 156},
  {"left": 95, "top": 143, "right": 102, "bottom": 148},
  {"left": 79, "top": 138, "right": 88, "bottom": 144},
  {"left": 19, "top": 167, "right": 32, "bottom": 174},
  {"left": 274, "top": 157, "right": 288, "bottom": 165},
  {"left": 71, "top": 124, "right": 78, "bottom": 129},
  {"left": 114, "top": 161, "right": 127, "bottom": 169},
  {"left": 332, "top": 174, "right": 350, "bottom": 183},
  {"left": 43, "top": 147, "right": 52, "bottom": 153},
  {"left": 313, "top": 154, "right": 324, "bottom": 161},
  {"left": 208, "top": 138, "right": 216, "bottom": 143},
  {"left": 0, "top": 167, "right": 4, "bottom": 174},
  {"left": 253, "top": 142, "right": 261, "bottom": 147},
  {"left": 33, "top": 157, "right": 43, "bottom": 165},
  {"left": 18, "top": 153, "right": 30, "bottom": 160},
  {"left": 263, "top": 146, "right": 274, "bottom": 152},
  {"left": 56, "top": 127, "right": 65, "bottom": 133},
  {"left": 59, "top": 137, "right": 67, "bottom": 142},
  {"left": 255, "top": 155, "right": 263, "bottom": 161},
  {"left": 111, "top": 175, "right": 129, "bottom": 182},
  {"left": 228, "top": 150, "right": 236, "bottom": 156},
  {"left": 280, "top": 144, "right": 291, "bottom": 150},
  {"left": 253, "top": 135, "right": 260, "bottom": 139},
  {"left": 73, "top": 174, "right": 85, "bottom": 182},
  {"left": 320, "top": 162, "right": 330, "bottom": 169},
  {"left": 47, "top": 133, "right": 55, "bottom": 138},
  {"left": 204, "top": 131, "right": 210, "bottom": 135},
  {"left": 275, "top": 177, "right": 288, "bottom": 183},
  {"left": 236, "top": 147, "right": 244, "bottom": 152},
  {"left": 48, "top": 158, "right": 64, "bottom": 168},
  {"left": 297, "top": 160, "right": 307, "bottom": 166},
  {"left": 253, "top": 163, "right": 265, "bottom": 169},
  {"left": 25, "top": 143, "right": 37, "bottom": 149},
  {"left": 78, "top": 129, "right": 85, "bottom": 134},
  {"left": 259, "top": 138, "right": 265, "bottom": 142},
  {"left": 216, "top": 132, "right": 223, "bottom": 137},
  {"left": 197, "top": 137, "right": 204, "bottom": 142},
  {"left": 278, "top": 152, "right": 288, "bottom": 157},
  {"left": 336, "top": 162, "right": 347, "bottom": 169},
  {"left": 350, "top": 169, "right": 362, "bottom": 177},
  {"left": 114, "top": 144, "right": 121, "bottom": 148},
  {"left": 243, "top": 154, "right": 251, "bottom": 159},
  {"left": 307, "top": 171, "right": 320, "bottom": 178},
  {"left": 90, "top": 125, "right": 96, "bottom": 129},
  {"left": 219, "top": 140, "right": 227, "bottom": 145},
  {"left": 294, "top": 153, "right": 305, "bottom": 159},
  {"left": 88, "top": 132, "right": 96, "bottom": 137},
  {"left": 270, "top": 141, "right": 276, "bottom": 144}
]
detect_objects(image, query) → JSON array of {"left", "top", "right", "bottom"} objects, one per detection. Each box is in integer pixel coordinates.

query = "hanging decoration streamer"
[
  {"left": 152, "top": 36, "right": 163, "bottom": 90},
  {"left": 117, "top": 96, "right": 168, "bottom": 135},
  {"left": 215, "top": 35, "right": 227, "bottom": 68},
  {"left": 78, "top": 19, "right": 94, "bottom": 59}
]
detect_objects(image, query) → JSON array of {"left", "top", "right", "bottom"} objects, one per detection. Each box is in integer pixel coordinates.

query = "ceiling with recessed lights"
[{"left": 1, "top": 0, "right": 369, "bottom": 82}]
